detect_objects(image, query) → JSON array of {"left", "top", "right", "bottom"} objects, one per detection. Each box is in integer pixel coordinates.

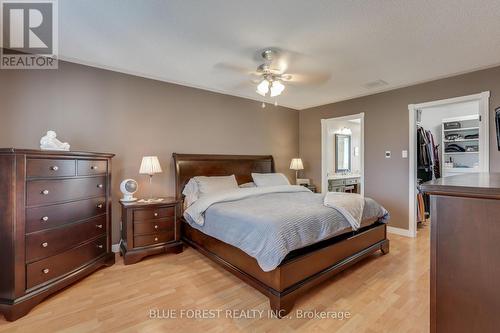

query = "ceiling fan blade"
[
  {"left": 285, "top": 72, "right": 331, "bottom": 85},
  {"left": 213, "top": 62, "right": 255, "bottom": 75},
  {"left": 231, "top": 79, "right": 268, "bottom": 91}
]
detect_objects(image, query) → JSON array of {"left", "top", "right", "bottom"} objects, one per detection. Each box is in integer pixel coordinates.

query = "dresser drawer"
[
  {"left": 133, "top": 207, "right": 175, "bottom": 222},
  {"left": 77, "top": 160, "right": 107, "bottom": 176},
  {"left": 134, "top": 231, "right": 174, "bottom": 247},
  {"left": 26, "top": 235, "right": 107, "bottom": 290},
  {"left": 27, "top": 159, "right": 76, "bottom": 178},
  {"left": 27, "top": 177, "right": 106, "bottom": 206},
  {"left": 26, "top": 215, "right": 107, "bottom": 262},
  {"left": 133, "top": 218, "right": 175, "bottom": 235},
  {"left": 26, "top": 197, "right": 106, "bottom": 233}
]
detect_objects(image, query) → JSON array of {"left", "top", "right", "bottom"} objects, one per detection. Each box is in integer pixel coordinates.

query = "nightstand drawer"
[
  {"left": 133, "top": 207, "right": 175, "bottom": 221},
  {"left": 134, "top": 218, "right": 174, "bottom": 235},
  {"left": 134, "top": 231, "right": 174, "bottom": 247}
]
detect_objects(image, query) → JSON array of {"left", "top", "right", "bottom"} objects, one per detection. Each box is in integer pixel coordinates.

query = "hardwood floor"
[{"left": 0, "top": 226, "right": 430, "bottom": 333}]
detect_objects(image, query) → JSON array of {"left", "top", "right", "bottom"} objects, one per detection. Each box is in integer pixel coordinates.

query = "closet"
[
  {"left": 415, "top": 100, "right": 485, "bottom": 224},
  {"left": 411, "top": 93, "right": 490, "bottom": 236}
]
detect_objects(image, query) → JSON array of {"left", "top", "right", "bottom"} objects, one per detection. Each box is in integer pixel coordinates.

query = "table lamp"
[
  {"left": 139, "top": 156, "right": 162, "bottom": 201},
  {"left": 289, "top": 158, "right": 304, "bottom": 184}
]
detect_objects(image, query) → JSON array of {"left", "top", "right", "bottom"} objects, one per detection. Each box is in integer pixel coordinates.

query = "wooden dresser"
[
  {"left": 120, "top": 198, "right": 183, "bottom": 265},
  {"left": 0, "top": 149, "right": 115, "bottom": 321},
  {"left": 420, "top": 173, "right": 500, "bottom": 333}
]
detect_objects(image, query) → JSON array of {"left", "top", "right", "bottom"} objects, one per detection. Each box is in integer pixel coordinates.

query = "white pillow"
[
  {"left": 239, "top": 182, "right": 256, "bottom": 188},
  {"left": 251, "top": 173, "right": 290, "bottom": 187},
  {"left": 195, "top": 175, "right": 239, "bottom": 196},
  {"left": 182, "top": 178, "right": 200, "bottom": 209}
]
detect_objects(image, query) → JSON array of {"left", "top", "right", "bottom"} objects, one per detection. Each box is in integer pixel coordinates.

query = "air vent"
[{"left": 363, "top": 79, "right": 388, "bottom": 89}]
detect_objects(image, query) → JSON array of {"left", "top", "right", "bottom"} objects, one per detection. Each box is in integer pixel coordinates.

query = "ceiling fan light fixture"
[
  {"left": 256, "top": 79, "right": 270, "bottom": 96},
  {"left": 270, "top": 80, "right": 285, "bottom": 97}
]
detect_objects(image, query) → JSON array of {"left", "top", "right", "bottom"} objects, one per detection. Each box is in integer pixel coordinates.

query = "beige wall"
[
  {"left": 0, "top": 61, "right": 299, "bottom": 243},
  {"left": 2, "top": 60, "right": 499, "bottom": 236},
  {"left": 300, "top": 66, "right": 500, "bottom": 230}
]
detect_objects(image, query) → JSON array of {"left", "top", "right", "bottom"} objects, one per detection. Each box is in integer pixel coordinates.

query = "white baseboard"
[
  {"left": 111, "top": 243, "right": 120, "bottom": 253},
  {"left": 387, "top": 226, "right": 414, "bottom": 238}
]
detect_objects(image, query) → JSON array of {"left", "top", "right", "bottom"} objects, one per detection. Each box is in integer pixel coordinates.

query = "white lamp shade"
[
  {"left": 139, "top": 156, "right": 163, "bottom": 175},
  {"left": 289, "top": 158, "right": 304, "bottom": 170},
  {"left": 270, "top": 80, "right": 285, "bottom": 97},
  {"left": 256, "top": 79, "right": 270, "bottom": 96}
]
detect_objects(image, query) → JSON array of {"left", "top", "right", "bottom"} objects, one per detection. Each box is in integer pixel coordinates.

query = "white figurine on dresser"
[{"left": 40, "top": 130, "right": 70, "bottom": 151}]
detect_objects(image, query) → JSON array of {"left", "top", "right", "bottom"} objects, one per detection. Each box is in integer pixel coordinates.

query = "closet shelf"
[
  {"left": 444, "top": 139, "right": 479, "bottom": 143},
  {"left": 443, "top": 127, "right": 479, "bottom": 132},
  {"left": 444, "top": 151, "right": 479, "bottom": 155},
  {"left": 442, "top": 167, "right": 479, "bottom": 173}
]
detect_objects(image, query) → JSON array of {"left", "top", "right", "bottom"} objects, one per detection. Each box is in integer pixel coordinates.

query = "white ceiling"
[{"left": 59, "top": 0, "right": 500, "bottom": 110}]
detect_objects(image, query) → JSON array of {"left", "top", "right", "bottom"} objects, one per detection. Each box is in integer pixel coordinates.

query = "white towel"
[{"left": 324, "top": 192, "right": 365, "bottom": 230}]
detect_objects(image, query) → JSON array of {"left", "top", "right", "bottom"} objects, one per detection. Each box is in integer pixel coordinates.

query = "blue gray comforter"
[{"left": 184, "top": 188, "right": 389, "bottom": 272}]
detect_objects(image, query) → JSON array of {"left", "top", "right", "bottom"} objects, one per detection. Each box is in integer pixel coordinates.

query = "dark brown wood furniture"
[
  {"left": 420, "top": 173, "right": 500, "bottom": 333},
  {"left": 120, "top": 198, "right": 183, "bottom": 265},
  {"left": 0, "top": 148, "right": 115, "bottom": 321},
  {"left": 173, "top": 153, "right": 389, "bottom": 317}
]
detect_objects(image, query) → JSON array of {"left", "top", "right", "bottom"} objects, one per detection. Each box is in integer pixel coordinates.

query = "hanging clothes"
[
  {"left": 417, "top": 127, "right": 432, "bottom": 172},
  {"left": 426, "top": 130, "right": 440, "bottom": 179},
  {"left": 416, "top": 126, "right": 440, "bottom": 222}
]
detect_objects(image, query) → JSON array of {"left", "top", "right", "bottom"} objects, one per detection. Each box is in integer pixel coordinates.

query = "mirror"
[{"left": 335, "top": 134, "right": 351, "bottom": 172}]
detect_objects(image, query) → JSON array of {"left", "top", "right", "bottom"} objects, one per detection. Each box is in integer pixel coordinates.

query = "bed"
[{"left": 173, "top": 153, "right": 390, "bottom": 317}]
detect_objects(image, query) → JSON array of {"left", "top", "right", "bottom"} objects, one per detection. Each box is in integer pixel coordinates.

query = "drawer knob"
[
  {"left": 91, "top": 166, "right": 98, "bottom": 170},
  {"left": 42, "top": 268, "right": 50, "bottom": 274},
  {"left": 41, "top": 216, "right": 49, "bottom": 222},
  {"left": 50, "top": 165, "right": 59, "bottom": 171},
  {"left": 154, "top": 225, "right": 159, "bottom": 229},
  {"left": 41, "top": 242, "right": 48, "bottom": 248},
  {"left": 97, "top": 184, "right": 104, "bottom": 188},
  {"left": 41, "top": 189, "right": 49, "bottom": 195},
  {"left": 97, "top": 204, "right": 103, "bottom": 209},
  {"left": 97, "top": 244, "right": 103, "bottom": 249},
  {"left": 154, "top": 237, "right": 159, "bottom": 242},
  {"left": 154, "top": 212, "right": 159, "bottom": 217},
  {"left": 96, "top": 224, "right": 103, "bottom": 229}
]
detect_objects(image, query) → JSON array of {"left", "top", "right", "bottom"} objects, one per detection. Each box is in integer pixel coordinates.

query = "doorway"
[
  {"left": 321, "top": 113, "right": 365, "bottom": 195},
  {"left": 408, "top": 92, "right": 490, "bottom": 237}
]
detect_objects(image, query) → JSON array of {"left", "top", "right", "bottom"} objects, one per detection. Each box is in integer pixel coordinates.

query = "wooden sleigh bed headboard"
[{"left": 172, "top": 153, "right": 275, "bottom": 201}]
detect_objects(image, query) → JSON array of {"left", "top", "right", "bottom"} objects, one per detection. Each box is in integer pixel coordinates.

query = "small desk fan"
[{"left": 120, "top": 179, "right": 138, "bottom": 202}]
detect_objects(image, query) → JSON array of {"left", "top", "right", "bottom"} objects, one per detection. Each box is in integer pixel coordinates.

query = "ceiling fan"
[
  {"left": 215, "top": 47, "right": 330, "bottom": 104},
  {"left": 253, "top": 49, "right": 292, "bottom": 98}
]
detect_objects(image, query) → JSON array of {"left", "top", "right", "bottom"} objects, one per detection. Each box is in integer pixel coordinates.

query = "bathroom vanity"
[{"left": 328, "top": 174, "right": 361, "bottom": 193}]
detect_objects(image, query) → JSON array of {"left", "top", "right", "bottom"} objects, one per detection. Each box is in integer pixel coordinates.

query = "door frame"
[
  {"left": 408, "top": 91, "right": 490, "bottom": 238},
  {"left": 321, "top": 112, "right": 365, "bottom": 195}
]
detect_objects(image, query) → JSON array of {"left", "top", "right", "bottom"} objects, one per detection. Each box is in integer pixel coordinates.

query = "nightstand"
[{"left": 119, "top": 197, "right": 183, "bottom": 265}]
